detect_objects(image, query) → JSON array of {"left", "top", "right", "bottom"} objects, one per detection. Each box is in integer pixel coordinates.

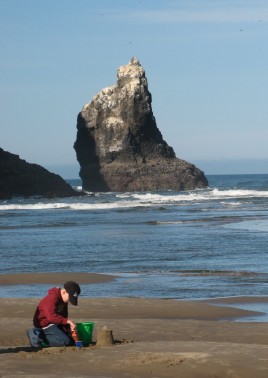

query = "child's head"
[{"left": 61, "top": 281, "right": 81, "bottom": 305}]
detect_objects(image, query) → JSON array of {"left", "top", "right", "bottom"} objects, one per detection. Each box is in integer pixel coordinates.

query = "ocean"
[{"left": 1, "top": 174, "right": 268, "bottom": 311}]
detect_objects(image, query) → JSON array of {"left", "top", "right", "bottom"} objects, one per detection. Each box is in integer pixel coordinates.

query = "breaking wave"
[{"left": 1, "top": 187, "right": 268, "bottom": 211}]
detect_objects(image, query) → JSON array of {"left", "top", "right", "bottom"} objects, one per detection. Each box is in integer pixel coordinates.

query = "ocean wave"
[
  {"left": 177, "top": 270, "right": 260, "bottom": 277},
  {"left": 119, "top": 188, "right": 268, "bottom": 203},
  {"left": 145, "top": 215, "right": 248, "bottom": 225},
  {"left": 111, "top": 270, "right": 264, "bottom": 278},
  {"left": 1, "top": 187, "right": 268, "bottom": 211},
  {"left": 212, "top": 188, "right": 268, "bottom": 198},
  {"left": 0, "top": 200, "right": 153, "bottom": 211},
  {"left": 0, "top": 203, "right": 71, "bottom": 211}
]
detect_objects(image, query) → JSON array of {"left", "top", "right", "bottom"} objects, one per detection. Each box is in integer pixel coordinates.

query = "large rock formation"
[
  {"left": 0, "top": 148, "right": 79, "bottom": 199},
  {"left": 74, "top": 57, "right": 208, "bottom": 192}
]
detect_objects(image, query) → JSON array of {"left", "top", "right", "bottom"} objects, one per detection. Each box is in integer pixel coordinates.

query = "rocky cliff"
[
  {"left": 74, "top": 57, "right": 208, "bottom": 192},
  {"left": 0, "top": 148, "right": 79, "bottom": 199}
]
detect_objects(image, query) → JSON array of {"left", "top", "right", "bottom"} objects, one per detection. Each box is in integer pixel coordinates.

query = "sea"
[{"left": 1, "top": 174, "right": 268, "bottom": 319}]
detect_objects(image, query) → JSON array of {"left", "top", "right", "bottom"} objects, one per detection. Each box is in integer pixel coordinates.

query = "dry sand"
[{"left": 1, "top": 272, "right": 268, "bottom": 377}]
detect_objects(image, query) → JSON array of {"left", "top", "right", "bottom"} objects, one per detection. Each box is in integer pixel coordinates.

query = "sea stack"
[
  {"left": 74, "top": 57, "right": 208, "bottom": 192},
  {"left": 0, "top": 147, "right": 79, "bottom": 199}
]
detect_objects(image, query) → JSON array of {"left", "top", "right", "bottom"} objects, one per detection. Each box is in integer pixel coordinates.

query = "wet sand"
[{"left": 1, "top": 273, "right": 268, "bottom": 377}]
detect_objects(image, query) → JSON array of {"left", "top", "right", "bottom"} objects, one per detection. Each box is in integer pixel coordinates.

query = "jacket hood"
[{"left": 47, "top": 287, "right": 61, "bottom": 298}]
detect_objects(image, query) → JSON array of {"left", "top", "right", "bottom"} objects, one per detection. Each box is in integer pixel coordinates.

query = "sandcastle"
[{"left": 96, "top": 326, "right": 115, "bottom": 347}]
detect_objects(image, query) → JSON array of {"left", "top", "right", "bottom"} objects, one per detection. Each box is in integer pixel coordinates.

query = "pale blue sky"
[{"left": 1, "top": 0, "right": 268, "bottom": 178}]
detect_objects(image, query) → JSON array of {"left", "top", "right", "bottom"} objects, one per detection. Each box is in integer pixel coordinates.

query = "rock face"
[
  {"left": 74, "top": 57, "right": 208, "bottom": 192},
  {"left": 0, "top": 148, "right": 79, "bottom": 199}
]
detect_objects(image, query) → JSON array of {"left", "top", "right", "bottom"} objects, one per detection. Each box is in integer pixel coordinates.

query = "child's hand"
[{"left": 67, "top": 319, "right": 76, "bottom": 331}]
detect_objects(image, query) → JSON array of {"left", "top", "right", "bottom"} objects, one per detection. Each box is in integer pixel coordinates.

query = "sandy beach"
[{"left": 1, "top": 273, "right": 268, "bottom": 377}]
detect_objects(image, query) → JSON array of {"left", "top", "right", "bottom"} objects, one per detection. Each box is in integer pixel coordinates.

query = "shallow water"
[{"left": 1, "top": 174, "right": 268, "bottom": 314}]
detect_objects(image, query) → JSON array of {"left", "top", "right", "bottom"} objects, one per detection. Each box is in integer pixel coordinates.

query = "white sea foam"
[
  {"left": 212, "top": 188, "right": 268, "bottom": 197},
  {"left": 1, "top": 188, "right": 268, "bottom": 211},
  {"left": 0, "top": 203, "right": 70, "bottom": 210},
  {"left": 0, "top": 200, "right": 151, "bottom": 211},
  {"left": 123, "top": 188, "right": 268, "bottom": 203}
]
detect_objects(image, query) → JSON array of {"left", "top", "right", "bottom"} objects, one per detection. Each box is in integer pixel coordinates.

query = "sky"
[{"left": 1, "top": 0, "right": 268, "bottom": 178}]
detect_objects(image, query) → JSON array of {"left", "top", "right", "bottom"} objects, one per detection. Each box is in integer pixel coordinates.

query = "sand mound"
[{"left": 96, "top": 326, "right": 115, "bottom": 346}]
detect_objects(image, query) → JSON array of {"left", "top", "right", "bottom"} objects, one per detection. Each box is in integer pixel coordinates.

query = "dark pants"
[{"left": 42, "top": 325, "right": 74, "bottom": 347}]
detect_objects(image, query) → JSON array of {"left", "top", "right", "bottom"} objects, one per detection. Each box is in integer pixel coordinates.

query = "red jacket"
[{"left": 33, "top": 287, "right": 68, "bottom": 328}]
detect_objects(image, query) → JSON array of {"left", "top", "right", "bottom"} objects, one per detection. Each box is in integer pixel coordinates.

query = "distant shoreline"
[{"left": 1, "top": 272, "right": 268, "bottom": 321}]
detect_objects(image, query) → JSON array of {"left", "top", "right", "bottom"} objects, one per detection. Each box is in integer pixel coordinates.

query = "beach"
[{"left": 1, "top": 273, "right": 268, "bottom": 377}]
